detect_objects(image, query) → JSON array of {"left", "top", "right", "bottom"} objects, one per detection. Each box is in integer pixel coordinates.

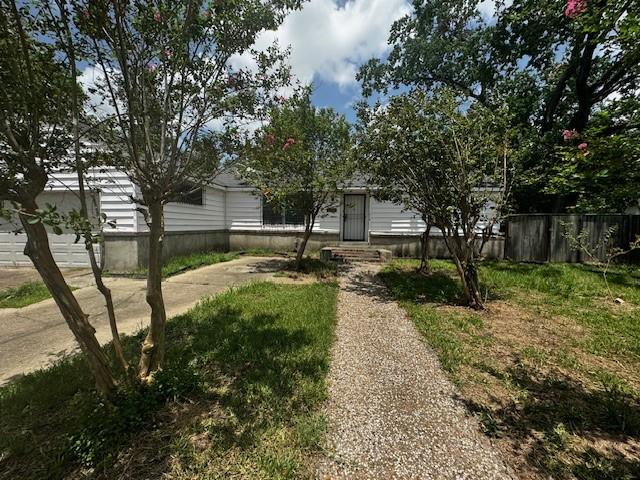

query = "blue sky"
[{"left": 239, "top": 0, "right": 413, "bottom": 123}]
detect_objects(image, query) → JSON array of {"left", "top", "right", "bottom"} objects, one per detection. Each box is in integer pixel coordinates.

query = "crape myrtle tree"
[
  {"left": 40, "top": 0, "right": 131, "bottom": 377},
  {"left": 0, "top": 0, "right": 117, "bottom": 394},
  {"left": 75, "top": 0, "right": 301, "bottom": 379},
  {"left": 241, "top": 89, "right": 353, "bottom": 270},
  {"left": 355, "top": 89, "right": 511, "bottom": 309},
  {"left": 358, "top": 0, "right": 640, "bottom": 213}
]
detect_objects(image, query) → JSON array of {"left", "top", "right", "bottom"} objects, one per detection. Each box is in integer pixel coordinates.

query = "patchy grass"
[
  {"left": 108, "top": 250, "right": 240, "bottom": 278},
  {"left": 239, "top": 247, "right": 292, "bottom": 257},
  {"left": 273, "top": 258, "right": 338, "bottom": 281},
  {"left": 0, "top": 281, "right": 338, "bottom": 480},
  {"left": 381, "top": 259, "right": 640, "bottom": 480},
  {"left": 0, "top": 281, "right": 55, "bottom": 308}
]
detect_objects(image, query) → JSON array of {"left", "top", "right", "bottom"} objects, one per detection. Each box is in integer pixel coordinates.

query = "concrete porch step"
[{"left": 320, "top": 246, "right": 392, "bottom": 264}]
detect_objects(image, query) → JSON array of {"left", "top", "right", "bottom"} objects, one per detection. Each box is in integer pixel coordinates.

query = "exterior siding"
[
  {"left": 224, "top": 190, "right": 341, "bottom": 233},
  {"left": 368, "top": 198, "right": 426, "bottom": 234},
  {"left": 164, "top": 186, "right": 225, "bottom": 232},
  {"left": 47, "top": 168, "right": 138, "bottom": 232},
  {"left": 226, "top": 190, "right": 262, "bottom": 230}
]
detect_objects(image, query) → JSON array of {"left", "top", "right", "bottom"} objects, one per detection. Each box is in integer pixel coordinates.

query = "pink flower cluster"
[
  {"left": 265, "top": 134, "right": 276, "bottom": 145},
  {"left": 562, "top": 129, "right": 578, "bottom": 141},
  {"left": 283, "top": 138, "right": 296, "bottom": 150},
  {"left": 154, "top": 11, "right": 162, "bottom": 22},
  {"left": 564, "top": 0, "right": 587, "bottom": 18},
  {"left": 578, "top": 142, "right": 588, "bottom": 151}
]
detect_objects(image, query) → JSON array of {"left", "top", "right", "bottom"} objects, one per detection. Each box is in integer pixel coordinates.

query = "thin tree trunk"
[
  {"left": 138, "top": 201, "right": 167, "bottom": 379},
  {"left": 57, "top": 0, "right": 130, "bottom": 379},
  {"left": 295, "top": 219, "right": 314, "bottom": 270},
  {"left": 19, "top": 204, "right": 117, "bottom": 395},
  {"left": 418, "top": 222, "right": 432, "bottom": 274},
  {"left": 442, "top": 232, "right": 484, "bottom": 310}
]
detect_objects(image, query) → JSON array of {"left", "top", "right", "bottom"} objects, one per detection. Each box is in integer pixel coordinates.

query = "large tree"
[
  {"left": 359, "top": 0, "right": 640, "bottom": 212},
  {"left": 355, "top": 89, "right": 510, "bottom": 309},
  {"left": 76, "top": 0, "right": 301, "bottom": 379},
  {"left": 0, "top": 0, "right": 117, "bottom": 394},
  {"left": 241, "top": 89, "right": 353, "bottom": 269}
]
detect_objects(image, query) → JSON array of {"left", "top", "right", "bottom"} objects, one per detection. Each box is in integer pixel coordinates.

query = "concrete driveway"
[{"left": 0, "top": 256, "right": 287, "bottom": 385}]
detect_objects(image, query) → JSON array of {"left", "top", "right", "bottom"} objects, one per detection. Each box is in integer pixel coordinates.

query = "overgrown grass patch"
[
  {"left": 0, "top": 281, "right": 59, "bottom": 308},
  {"left": 380, "top": 259, "right": 640, "bottom": 480},
  {"left": 273, "top": 257, "right": 338, "bottom": 281},
  {"left": 0, "top": 281, "right": 338, "bottom": 479},
  {"left": 108, "top": 250, "right": 240, "bottom": 278}
]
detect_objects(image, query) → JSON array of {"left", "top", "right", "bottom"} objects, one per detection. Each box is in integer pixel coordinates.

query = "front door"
[{"left": 343, "top": 194, "right": 366, "bottom": 241}]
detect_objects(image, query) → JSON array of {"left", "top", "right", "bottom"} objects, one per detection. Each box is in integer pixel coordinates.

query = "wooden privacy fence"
[{"left": 504, "top": 214, "right": 640, "bottom": 264}]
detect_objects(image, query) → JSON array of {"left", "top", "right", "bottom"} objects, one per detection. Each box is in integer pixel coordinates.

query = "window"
[
  {"left": 174, "top": 183, "right": 204, "bottom": 205},
  {"left": 262, "top": 194, "right": 306, "bottom": 226}
]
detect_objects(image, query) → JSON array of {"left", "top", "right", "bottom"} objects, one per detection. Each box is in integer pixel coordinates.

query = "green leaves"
[
  {"left": 355, "top": 88, "right": 510, "bottom": 229},
  {"left": 241, "top": 88, "right": 354, "bottom": 220}
]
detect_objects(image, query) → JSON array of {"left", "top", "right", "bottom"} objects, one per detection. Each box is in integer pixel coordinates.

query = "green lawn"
[
  {"left": 381, "top": 259, "right": 640, "bottom": 480},
  {"left": 0, "top": 281, "right": 338, "bottom": 479},
  {"left": 109, "top": 250, "right": 241, "bottom": 278},
  {"left": 0, "top": 281, "right": 53, "bottom": 308}
]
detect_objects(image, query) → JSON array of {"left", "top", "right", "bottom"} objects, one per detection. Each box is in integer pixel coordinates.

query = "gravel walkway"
[{"left": 316, "top": 264, "right": 515, "bottom": 480}]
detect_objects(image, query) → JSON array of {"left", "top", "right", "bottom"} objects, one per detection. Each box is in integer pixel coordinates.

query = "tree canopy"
[
  {"left": 241, "top": 89, "right": 353, "bottom": 267},
  {"left": 359, "top": 0, "right": 640, "bottom": 212}
]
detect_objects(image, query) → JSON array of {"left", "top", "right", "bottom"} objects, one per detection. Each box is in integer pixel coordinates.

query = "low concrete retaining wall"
[
  {"left": 228, "top": 231, "right": 339, "bottom": 253},
  {"left": 104, "top": 230, "right": 228, "bottom": 271},
  {"left": 369, "top": 234, "right": 505, "bottom": 260},
  {"left": 104, "top": 230, "right": 504, "bottom": 270}
]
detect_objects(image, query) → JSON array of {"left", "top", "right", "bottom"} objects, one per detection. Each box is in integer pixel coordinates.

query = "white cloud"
[
  {"left": 231, "top": 0, "right": 411, "bottom": 89},
  {"left": 78, "top": 65, "right": 119, "bottom": 117}
]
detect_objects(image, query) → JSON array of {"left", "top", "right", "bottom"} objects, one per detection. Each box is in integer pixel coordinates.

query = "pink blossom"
[
  {"left": 154, "top": 11, "right": 162, "bottom": 22},
  {"left": 578, "top": 142, "right": 588, "bottom": 151},
  {"left": 163, "top": 48, "right": 172, "bottom": 59},
  {"left": 265, "top": 134, "right": 276, "bottom": 145},
  {"left": 562, "top": 129, "right": 578, "bottom": 141},
  {"left": 283, "top": 138, "right": 295, "bottom": 150},
  {"left": 564, "top": 0, "right": 587, "bottom": 18}
]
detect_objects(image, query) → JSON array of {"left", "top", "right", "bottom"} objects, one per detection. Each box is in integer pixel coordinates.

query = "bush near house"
[
  {"left": 381, "top": 259, "right": 640, "bottom": 480},
  {"left": 0, "top": 282, "right": 338, "bottom": 480}
]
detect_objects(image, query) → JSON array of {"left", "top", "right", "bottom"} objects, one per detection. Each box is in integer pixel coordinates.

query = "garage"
[{"left": 0, "top": 191, "right": 100, "bottom": 268}]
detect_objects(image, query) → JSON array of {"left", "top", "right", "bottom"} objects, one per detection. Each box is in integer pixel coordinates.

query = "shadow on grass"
[
  {"left": 463, "top": 361, "right": 640, "bottom": 480},
  {"left": 378, "top": 266, "right": 465, "bottom": 305},
  {"left": 0, "top": 282, "right": 336, "bottom": 480}
]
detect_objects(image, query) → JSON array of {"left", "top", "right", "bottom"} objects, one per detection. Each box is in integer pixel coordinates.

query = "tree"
[
  {"left": 76, "top": 0, "right": 301, "bottom": 379},
  {"left": 358, "top": 0, "right": 640, "bottom": 212},
  {"left": 41, "top": 0, "right": 130, "bottom": 376},
  {"left": 355, "top": 89, "right": 510, "bottom": 309},
  {"left": 0, "top": 0, "right": 117, "bottom": 395},
  {"left": 241, "top": 89, "right": 353, "bottom": 269}
]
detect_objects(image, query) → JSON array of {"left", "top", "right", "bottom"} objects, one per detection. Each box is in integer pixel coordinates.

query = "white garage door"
[{"left": 0, "top": 233, "right": 100, "bottom": 268}]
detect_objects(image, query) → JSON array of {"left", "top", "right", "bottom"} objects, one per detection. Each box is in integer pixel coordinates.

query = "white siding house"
[{"left": 0, "top": 169, "right": 501, "bottom": 269}]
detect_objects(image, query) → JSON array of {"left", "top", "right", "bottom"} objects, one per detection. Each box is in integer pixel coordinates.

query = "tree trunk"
[
  {"left": 18, "top": 205, "right": 117, "bottom": 396},
  {"left": 442, "top": 233, "right": 484, "bottom": 310},
  {"left": 418, "top": 222, "right": 431, "bottom": 274},
  {"left": 138, "top": 201, "right": 167, "bottom": 379},
  {"left": 295, "top": 221, "right": 314, "bottom": 271},
  {"left": 86, "top": 242, "right": 130, "bottom": 377}
]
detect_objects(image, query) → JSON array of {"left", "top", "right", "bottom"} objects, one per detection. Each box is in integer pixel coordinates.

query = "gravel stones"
[{"left": 316, "top": 265, "right": 515, "bottom": 480}]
